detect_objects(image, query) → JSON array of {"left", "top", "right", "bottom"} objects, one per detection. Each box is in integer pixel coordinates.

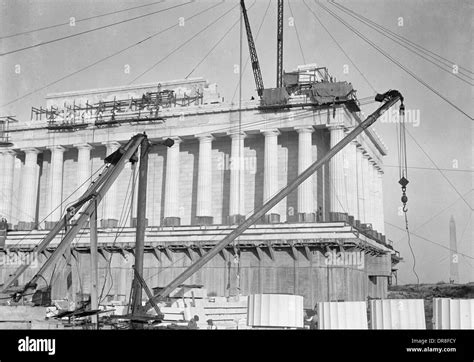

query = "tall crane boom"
[
  {"left": 276, "top": 0, "right": 284, "bottom": 88},
  {"left": 241, "top": 0, "right": 264, "bottom": 97}
]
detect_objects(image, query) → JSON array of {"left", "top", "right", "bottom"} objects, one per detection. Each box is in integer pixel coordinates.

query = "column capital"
[
  {"left": 0, "top": 148, "right": 17, "bottom": 156},
  {"left": 196, "top": 134, "right": 214, "bottom": 142},
  {"left": 74, "top": 143, "right": 93, "bottom": 150},
  {"left": 327, "top": 124, "right": 345, "bottom": 131},
  {"left": 103, "top": 141, "right": 121, "bottom": 148},
  {"left": 295, "top": 126, "right": 314, "bottom": 134},
  {"left": 261, "top": 129, "right": 281, "bottom": 137},
  {"left": 228, "top": 131, "right": 246, "bottom": 139},
  {"left": 22, "top": 147, "right": 40, "bottom": 155},
  {"left": 168, "top": 136, "right": 182, "bottom": 145},
  {"left": 48, "top": 145, "right": 66, "bottom": 152}
]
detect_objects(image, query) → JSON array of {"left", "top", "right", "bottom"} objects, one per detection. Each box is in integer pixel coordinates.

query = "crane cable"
[{"left": 397, "top": 103, "right": 419, "bottom": 284}]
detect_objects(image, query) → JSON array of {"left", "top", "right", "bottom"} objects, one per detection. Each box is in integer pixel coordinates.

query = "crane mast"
[
  {"left": 276, "top": 0, "right": 284, "bottom": 88},
  {"left": 240, "top": 0, "right": 264, "bottom": 97}
]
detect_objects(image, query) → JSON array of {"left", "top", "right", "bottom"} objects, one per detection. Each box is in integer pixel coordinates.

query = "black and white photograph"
[{"left": 0, "top": 0, "right": 472, "bottom": 359}]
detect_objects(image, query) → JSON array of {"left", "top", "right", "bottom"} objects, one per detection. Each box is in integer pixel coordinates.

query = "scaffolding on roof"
[{"left": 30, "top": 85, "right": 204, "bottom": 132}]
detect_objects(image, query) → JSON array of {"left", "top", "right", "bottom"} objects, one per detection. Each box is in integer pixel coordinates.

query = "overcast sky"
[{"left": 0, "top": 0, "right": 472, "bottom": 284}]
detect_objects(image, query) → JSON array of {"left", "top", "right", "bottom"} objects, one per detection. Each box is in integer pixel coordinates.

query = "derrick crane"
[
  {"left": 240, "top": 0, "right": 264, "bottom": 97},
  {"left": 0, "top": 134, "right": 174, "bottom": 320},
  {"left": 146, "top": 90, "right": 405, "bottom": 309}
]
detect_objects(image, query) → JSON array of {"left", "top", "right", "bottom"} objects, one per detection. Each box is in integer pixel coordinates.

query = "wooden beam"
[
  {"left": 151, "top": 247, "right": 161, "bottom": 262},
  {"left": 303, "top": 245, "right": 312, "bottom": 261},
  {"left": 255, "top": 246, "right": 264, "bottom": 261},
  {"left": 89, "top": 201, "right": 99, "bottom": 326},
  {"left": 162, "top": 247, "right": 173, "bottom": 262},
  {"left": 70, "top": 248, "right": 78, "bottom": 261},
  {"left": 219, "top": 249, "right": 228, "bottom": 261},
  {"left": 289, "top": 244, "right": 298, "bottom": 261},
  {"left": 97, "top": 248, "right": 109, "bottom": 261},
  {"left": 266, "top": 241, "right": 275, "bottom": 261},
  {"left": 196, "top": 244, "right": 205, "bottom": 258},
  {"left": 184, "top": 247, "right": 195, "bottom": 261},
  {"left": 131, "top": 138, "right": 149, "bottom": 317},
  {"left": 117, "top": 247, "right": 127, "bottom": 260}
]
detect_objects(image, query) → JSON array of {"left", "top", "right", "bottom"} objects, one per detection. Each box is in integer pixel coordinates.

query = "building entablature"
[{"left": 7, "top": 103, "right": 386, "bottom": 167}]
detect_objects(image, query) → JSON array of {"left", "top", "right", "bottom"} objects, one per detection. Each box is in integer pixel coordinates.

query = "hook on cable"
[{"left": 399, "top": 179, "right": 409, "bottom": 213}]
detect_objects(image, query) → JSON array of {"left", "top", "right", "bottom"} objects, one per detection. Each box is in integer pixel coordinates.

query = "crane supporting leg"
[{"left": 276, "top": 0, "right": 284, "bottom": 88}]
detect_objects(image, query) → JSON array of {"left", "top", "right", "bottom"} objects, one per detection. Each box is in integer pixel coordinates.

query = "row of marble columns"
[
  {"left": 325, "top": 125, "right": 385, "bottom": 233},
  {"left": 0, "top": 127, "right": 385, "bottom": 232}
]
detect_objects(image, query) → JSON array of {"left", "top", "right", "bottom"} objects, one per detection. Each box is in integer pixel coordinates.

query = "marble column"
[
  {"left": 263, "top": 129, "right": 280, "bottom": 223},
  {"left": 369, "top": 160, "right": 377, "bottom": 231},
  {"left": 0, "top": 152, "right": 5, "bottom": 219},
  {"left": 45, "top": 146, "right": 66, "bottom": 229},
  {"left": 196, "top": 134, "right": 214, "bottom": 225},
  {"left": 76, "top": 144, "right": 92, "bottom": 196},
  {"left": 329, "top": 126, "right": 347, "bottom": 221},
  {"left": 362, "top": 153, "right": 372, "bottom": 229},
  {"left": 131, "top": 161, "right": 139, "bottom": 227},
  {"left": 228, "top": 132, "right": 246, "bottom": 224},
  {"left": 356, "top": 147, "right": 366, "bottom": 226},
  {"left": 102, "top": 141, "right": 120, "bottom": 228},
  {"left": 377, "top": 169, "right": 385, "bottom": 235},
  {"left": 163, "top": 137, "right": 182, "bottom": 226},
  {"left": 18, "top": 148, "right": 40, "bottom": 230},
  {"left": 296, "top": 127, "right": 315, "bottom": 222},
  {"left": 346, "top": 140, "right": 359, "bottom": 223},
  {"left": 0, "top": 150, "right": 15, "bottom": 227}
]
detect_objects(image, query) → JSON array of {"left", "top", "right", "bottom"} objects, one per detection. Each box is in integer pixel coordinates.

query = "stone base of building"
[
  {"left": 163, "top": 217, "right": 181, "bottom": 226},
  {"left": 101, "top": 219, "right": 119, "bottom": 228},
  {"left": 228, "top": 214, "right": 245, "bottom": 225},
  {"left": 329, "top": 212, "right": 349, "bottom": 222},
  {"left": 264, "top": 213, "right": 280, "bottom": 224},
  {"left": 195, "top": 216, "right": 213, "bottom": 226},
  {"left": 131, "top": 218, "right": 149, "bottom": 228},
  {"left": 298, "top": 213, "right": 316, "bottom": 223},
  {"left": 17, "top": 221, "right": 36, "bottom": 231}
]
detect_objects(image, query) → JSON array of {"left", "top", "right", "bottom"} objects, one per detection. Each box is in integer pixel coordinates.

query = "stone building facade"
[{"left": 0, "top": 77, "right": 398, "bottom": 307}]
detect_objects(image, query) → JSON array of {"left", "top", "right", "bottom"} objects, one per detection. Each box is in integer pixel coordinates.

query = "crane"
[
  {"left": 240, "top": 0, "right": 264, "bottom": 98},
  {"left": 146, "top": 90, "right": 405, "bottom": 309},
  {"left": 0, "top": 134, "right": 174, "bottom": 321}
]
